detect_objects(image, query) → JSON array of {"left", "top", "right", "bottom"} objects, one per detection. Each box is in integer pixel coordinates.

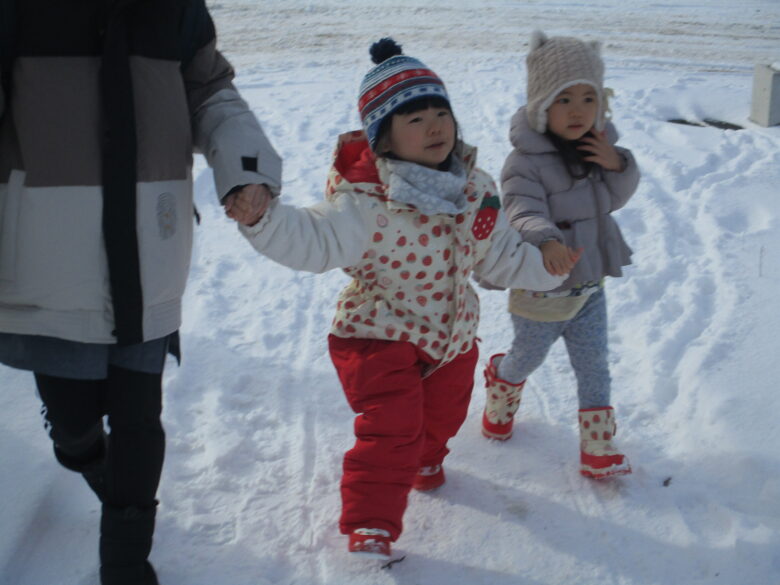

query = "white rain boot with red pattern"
[
  {"left": 482, "top": 354, "right": 525, "bottom": 440},
  {"left": 578, "top": 406, "right": 632, "bottom": 479}
]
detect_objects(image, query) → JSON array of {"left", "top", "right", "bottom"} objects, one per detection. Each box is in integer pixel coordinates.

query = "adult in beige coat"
[{"left": 0, "top": 1, "right": 280, "bottom": 582}]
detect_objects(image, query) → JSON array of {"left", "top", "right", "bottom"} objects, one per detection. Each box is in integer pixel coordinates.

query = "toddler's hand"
[
  {"left": 578, "top": 131, "right": 623, "bottom": 172},
  {"left": 224, "top": 184, "right": 272, "bottom": 226},
  {"left": 540, "top": 240, "right": 582, "bottom": 276}
]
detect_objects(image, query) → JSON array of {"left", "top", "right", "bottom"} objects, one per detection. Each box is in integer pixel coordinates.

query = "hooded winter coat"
[
  {"left": 0, "top": 0, "right": 281, "bottom": 345},
  {"left": 501, "top": 106, "right": 640, "bottom": 292},
  {"left": 239, "top": 131, "right": 565, "bottom": 370}
]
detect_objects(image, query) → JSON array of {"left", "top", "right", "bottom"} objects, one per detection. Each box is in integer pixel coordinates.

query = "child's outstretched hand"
[
  {"left": 578, "top": 131, "right": 624, "bottom": 172},
  {"left": 224, "top": 184, "right": 273, "bottom": 226},
  {"left": 540, "top": 240, "right": 582, "bottom": 276}
]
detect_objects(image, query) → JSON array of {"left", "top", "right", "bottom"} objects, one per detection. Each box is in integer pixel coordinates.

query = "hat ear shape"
[
  {"left": 529, "top": 30, "right": 548, "bottom": 52},
  {"left": 589, "top": 40, "right": 602, "bottom": 56}
]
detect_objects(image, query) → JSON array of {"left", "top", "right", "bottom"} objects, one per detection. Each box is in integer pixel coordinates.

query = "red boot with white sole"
[
  {"left": 579, "top": 406, "right": 632, "bottom": 479},
  {"left": 412, "top": 464, "right": 445, "bottom": 491},
  {"left": 348, "top": 528, "right": 392, "bottom": 558},
  {"left": 481, "top": 354, "right": 525, "bottom": 440}
]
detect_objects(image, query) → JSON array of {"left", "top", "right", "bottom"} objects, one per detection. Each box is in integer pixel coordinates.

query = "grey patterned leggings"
[{"left": 496, "top": 289, "right": 611, "bottom": 409}]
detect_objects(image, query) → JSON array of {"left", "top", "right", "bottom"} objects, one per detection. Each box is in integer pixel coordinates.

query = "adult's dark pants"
[{"left": 35, "top": 365, "right": 165, "bottom": 509}]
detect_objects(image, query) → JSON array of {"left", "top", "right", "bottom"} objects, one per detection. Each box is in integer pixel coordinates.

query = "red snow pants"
[{"left": 328, "top": 334, "right": 479, "bottom": 540}]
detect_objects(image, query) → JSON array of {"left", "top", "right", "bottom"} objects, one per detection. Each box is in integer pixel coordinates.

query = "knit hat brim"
[{"left": 529, "top": 79, "right": 605, "bottom": 134}]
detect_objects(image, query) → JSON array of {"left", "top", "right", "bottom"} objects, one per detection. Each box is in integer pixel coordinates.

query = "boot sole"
[
  {"left": 481, "top": 427, "right": 512, "bottom": 441},
  {"left": 412, "top": 479, "right": 445, "bottom": 491},
  {"left": 350, "top": 549, "right": 392, "bottom": 560},
  {"left": 580, "top": 461, "right": 632, "bottom": 479}
]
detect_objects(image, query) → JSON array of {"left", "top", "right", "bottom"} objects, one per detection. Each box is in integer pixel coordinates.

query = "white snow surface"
[{"left": 2, "top": 1, "right": 780, "bottom": 584}]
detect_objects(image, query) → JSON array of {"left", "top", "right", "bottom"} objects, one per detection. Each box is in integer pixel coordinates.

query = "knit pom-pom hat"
[
  {"left": 525, "top": 30, "right": 605, "bottom": 134},
  {"left": 358, "top": 38, "right": 449, "bottom": 150}
]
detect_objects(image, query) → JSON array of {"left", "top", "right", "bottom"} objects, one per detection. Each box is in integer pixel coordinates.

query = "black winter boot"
[
  {"left": 99, "top": 504, "right": 159, "bottom": 585},
  {"left": 53, "top": 431, "right": 108, "bottom": 501}
]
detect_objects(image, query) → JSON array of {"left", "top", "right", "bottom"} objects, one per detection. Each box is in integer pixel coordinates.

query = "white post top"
[{"left": 751, "top": 64, "right": 780, "bottom": 127}]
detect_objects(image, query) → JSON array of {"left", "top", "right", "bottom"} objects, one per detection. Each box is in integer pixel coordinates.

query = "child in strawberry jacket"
[
  {"left": 228, "top": 39, "right": 568, "bottom": 558},
  {"left": 481, "top": 31, "right": 640, "bottom": 480}
]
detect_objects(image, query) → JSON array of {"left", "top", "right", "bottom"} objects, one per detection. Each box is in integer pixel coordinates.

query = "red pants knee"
[{"left": 328, "top": 335, "right": 478, "bottom": 540}]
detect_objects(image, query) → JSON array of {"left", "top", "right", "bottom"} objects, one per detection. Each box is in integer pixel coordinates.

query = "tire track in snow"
[
  {"left": 153, "top": 161, "right": 338, "bottom": 580},
  {"left": 242, "top": 73, "right": 362, "bottom": 582},
  {"left": 608, "top": 119, "right": 726, "bottom": 421}
]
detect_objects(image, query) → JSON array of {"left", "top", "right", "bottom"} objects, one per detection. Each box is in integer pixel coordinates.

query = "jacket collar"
[{"left": 330, "top": 130, "right": 478, "bottom": 205}]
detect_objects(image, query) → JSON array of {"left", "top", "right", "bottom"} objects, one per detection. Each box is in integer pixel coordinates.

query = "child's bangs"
[{"left": 392, "top": 96, "right": 452, "bottom": 116}]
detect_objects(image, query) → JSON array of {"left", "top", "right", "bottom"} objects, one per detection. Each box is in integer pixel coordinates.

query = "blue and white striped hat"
[{"left": 358, "top": 39, "right": 449, "bottom": 150}]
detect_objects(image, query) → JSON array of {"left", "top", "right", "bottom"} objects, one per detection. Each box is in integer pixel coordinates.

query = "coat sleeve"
[
  {"left": 501, "top": 151, "right": 563, "bottom": 247},
  {"left": 181, "top": 1, "right": 282, "bottom": 201},
  {"left": 237, "top": 193, "right": 371, "bottom": 273},
  {"left": 473, "top": 209, "right": 567, "bottom": 292},
  {"left": 603, "top": 147, "right": 640, "bottom": 212}
]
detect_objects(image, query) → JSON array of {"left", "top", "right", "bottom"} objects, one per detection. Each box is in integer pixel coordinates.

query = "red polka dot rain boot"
[
  {"left": 482, "top": 354, "right": 525, "bottom": 440},
  {"left": 578, "top": 406, "right": 632, "bottom": 479}
]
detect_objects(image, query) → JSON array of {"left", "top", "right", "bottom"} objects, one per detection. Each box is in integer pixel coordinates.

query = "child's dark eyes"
[
  {"left": 406, "top": 109, "right": 450, "bottom": 124},
  {"left": 556, "top": 96, "right": 595, "bottom": 105}
]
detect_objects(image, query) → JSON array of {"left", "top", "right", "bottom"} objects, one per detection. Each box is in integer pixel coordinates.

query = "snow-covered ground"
[{"left": 2, "top": 1, "right": 780, "bottom": 584}]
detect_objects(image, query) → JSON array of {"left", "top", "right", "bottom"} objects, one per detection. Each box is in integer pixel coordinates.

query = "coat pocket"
[{"left": 0, "top": 170, "right": 25, "bottom": 282}]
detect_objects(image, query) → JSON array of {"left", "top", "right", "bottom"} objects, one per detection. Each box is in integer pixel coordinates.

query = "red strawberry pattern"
[{"left": 472, "top": 193, "right": 500, "bottom": 240}]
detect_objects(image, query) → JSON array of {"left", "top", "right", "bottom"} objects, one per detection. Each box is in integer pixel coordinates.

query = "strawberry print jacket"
[{"left": 239, "top": 131, "right": 565, "bottom": 370}]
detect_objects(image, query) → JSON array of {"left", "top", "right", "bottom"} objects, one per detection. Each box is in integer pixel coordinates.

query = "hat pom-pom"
[
  {"left": 529, "top": 30, "right": 547, "bottom": 51},
  {"left": 370, "top": 38, "right": 403, "bottom": 64}
]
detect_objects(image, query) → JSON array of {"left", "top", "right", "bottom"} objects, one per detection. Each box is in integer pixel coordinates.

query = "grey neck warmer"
[{"left": 385, "top": 156, "right": 469, "bottom": 216}]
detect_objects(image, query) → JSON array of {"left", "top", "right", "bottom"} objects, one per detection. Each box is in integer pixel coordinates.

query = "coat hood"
[{"left": 326, "top": 130, "right": 478, "bottom": 204}]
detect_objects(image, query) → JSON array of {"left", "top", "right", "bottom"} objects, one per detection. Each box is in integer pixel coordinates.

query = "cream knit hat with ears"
[{"left": 525, "top": 30, "right": 605, "bottom": 134}]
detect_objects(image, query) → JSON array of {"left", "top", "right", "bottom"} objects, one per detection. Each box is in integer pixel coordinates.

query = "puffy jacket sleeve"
[
  {"left": 473, "top": 209, "right": 566, "bottom": 291},
  {"left": 603, "top": 147, "right": 640, "bottom": 212},
  {"left": 501, "top": 151, "right": 563, "bottom": 247},
  {"left": 181, "top": 0, "right": 282, "bottom": 200},
  {"left": 238, "top": 193, "right": 371, "bottom": 273}
]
